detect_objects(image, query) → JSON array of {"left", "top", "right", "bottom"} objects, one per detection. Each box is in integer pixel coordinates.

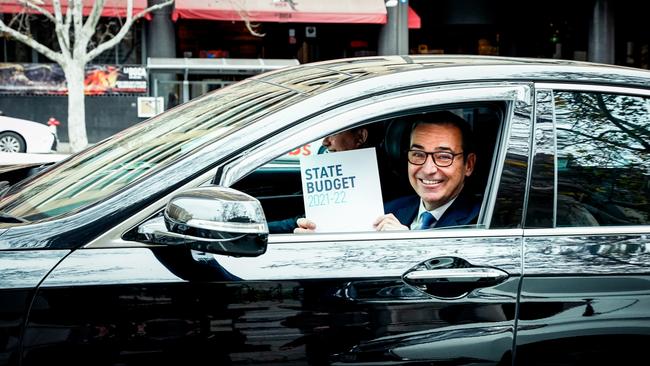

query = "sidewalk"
[{"left": 56, "top": 142, "right": 73, "bottom": 154}]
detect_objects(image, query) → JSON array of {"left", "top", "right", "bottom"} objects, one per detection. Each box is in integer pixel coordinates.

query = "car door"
[
  {"left": 0, "top": 249, "right": 68, "bottom": 366},
  {"left": 516, "top": 85, "right": 650, "bottom": 365},
  {"left": 20, "top": 83, "right": 532, "bottom": 365}
]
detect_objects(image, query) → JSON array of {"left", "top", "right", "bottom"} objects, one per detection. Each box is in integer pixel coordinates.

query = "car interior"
[{"left": 232, "top": 102, "right": 506, "bottom": 233}]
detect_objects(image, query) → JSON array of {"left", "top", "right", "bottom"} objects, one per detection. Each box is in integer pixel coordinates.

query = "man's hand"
[
  {"left": 373, "top": 214, "right": 409, "bottom": 231},
  {"left": 294, "top": 218, "right": 317, "bottom": 233}
]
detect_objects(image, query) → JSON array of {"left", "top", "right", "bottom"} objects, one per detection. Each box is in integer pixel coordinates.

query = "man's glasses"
[{"left": 407, "top": 150, "right": 463, "bottom": 167}]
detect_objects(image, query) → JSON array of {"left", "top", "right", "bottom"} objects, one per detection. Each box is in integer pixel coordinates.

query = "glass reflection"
[{"left": 555, "top": 91, "right": 650, "bottom": 226}]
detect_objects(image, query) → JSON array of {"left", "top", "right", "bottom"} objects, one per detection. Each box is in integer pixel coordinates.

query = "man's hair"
[
  {"left": 349, "top": 123, "right": 385, "bottom": 148},
  {"left": 409, "top": 111, "right": 475, "bottom": 158}
]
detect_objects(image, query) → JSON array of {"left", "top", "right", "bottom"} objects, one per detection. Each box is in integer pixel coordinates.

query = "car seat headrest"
[{"left": 381, "top": 119, "right": 412, "bottom": 177}]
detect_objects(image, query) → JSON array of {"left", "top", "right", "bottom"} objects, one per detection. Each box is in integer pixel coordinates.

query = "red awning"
[
  {"left": 173, "top": 0, "right": 421, "bottom": 29},
  {"left": 0, "top": 0, "right": 148, "bottom": 18},
  {"left": 408, "top": 5, "right": 420, "bottom": 29}
]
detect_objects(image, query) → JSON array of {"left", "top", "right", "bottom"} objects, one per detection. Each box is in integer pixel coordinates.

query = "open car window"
[
  {"left": 272, "top": 138, "right": 325, "bottom": 164},
  {"left": 232, "top": 103, "right": 507, "bottom": 234}
]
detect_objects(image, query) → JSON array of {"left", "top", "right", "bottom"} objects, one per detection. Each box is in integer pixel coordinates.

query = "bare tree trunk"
[{"left": 64, "top": 62, "right": 88, "bottom": 152}]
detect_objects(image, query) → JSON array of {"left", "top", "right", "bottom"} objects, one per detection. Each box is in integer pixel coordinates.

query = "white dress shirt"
[{"left": 409, "top": 196, "right": 457, "bottom": 230}]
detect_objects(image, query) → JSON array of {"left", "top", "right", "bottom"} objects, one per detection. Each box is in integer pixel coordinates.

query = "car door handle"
[
  {"left": 402, "top": 265, "right": 509, "bottom": 298},
  {"left": 403, "top": 267, "right": 508, "bottom": 285}
]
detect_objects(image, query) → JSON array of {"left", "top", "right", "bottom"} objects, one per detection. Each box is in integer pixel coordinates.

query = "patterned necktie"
[{"left": 418, "top": 211, "right": 437, "bottom": 230}]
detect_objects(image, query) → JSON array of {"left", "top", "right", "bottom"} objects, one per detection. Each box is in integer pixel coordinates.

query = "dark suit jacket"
[
  {"left": 384, "top": 191, "right": 481, "bottom": 228},
  {"left": 268, "top": 216, "right": 301, "bottom": 234}
]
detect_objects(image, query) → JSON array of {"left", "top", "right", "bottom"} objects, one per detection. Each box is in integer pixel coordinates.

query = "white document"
[{"left": 300, "top": 147, "right": 384, "bottom": 232}]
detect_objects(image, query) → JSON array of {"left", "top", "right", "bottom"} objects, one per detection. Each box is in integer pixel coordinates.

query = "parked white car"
[{"left": 0, "top": 115, "right": 58, "bottom": 153}]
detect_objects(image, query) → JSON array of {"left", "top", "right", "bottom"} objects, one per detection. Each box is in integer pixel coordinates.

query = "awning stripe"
[
  {"left": 0, "top": 0, "right": 421, "bottom": 28},
  {"left": 173, "top": 0, "right": 393, "bottom": 24},
  {"left": 0, "top": 0, "right": 147, "bottom": 18}
]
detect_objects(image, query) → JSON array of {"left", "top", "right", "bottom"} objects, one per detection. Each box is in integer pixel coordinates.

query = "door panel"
[
  {"left": 0, "top": 289, "right": 34, "bottom": 366},
  {"left": 0, "top": 250, "right": 68, "bottom": 366},
  {"left": 516, "top": 274, "right": 650, "bottom": 365},
  {"left": 23, "top": 232, "right": 521, "bottom": 365},
  {"left": 218, "top": 232, "right": 520, "bottom": 280},
  {"left": 518, "top": 86, "right": 650, "bottom": 364}
]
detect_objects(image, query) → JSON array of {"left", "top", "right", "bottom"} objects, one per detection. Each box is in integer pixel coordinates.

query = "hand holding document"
[{"left": 300, "top": 148, "right": 383, "bottom": 232}]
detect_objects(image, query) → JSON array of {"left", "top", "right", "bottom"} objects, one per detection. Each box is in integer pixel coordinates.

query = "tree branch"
[
  {"left": 85, "top": 0, "right": 174, "bottom": 62},
  {"left": 595, "top": 94, "right": 650, "bottom": 151},
  {"left": 0, "top": 20, "right": 63, "bottom": 63},
  {"left": 62, "top": 6, "right": 72, "bottom": 51},
  {"left": 557, "top": 126, "right": 647, "bottom": 153},
  {"left": 18, "top": 0, "right": 56, "bottom": 22},
  {"left": 52, "top": 0, "right": 71, "bottom": 58},
  {"left": 79, "top": 0, "right": 106, "bottom": 50}
]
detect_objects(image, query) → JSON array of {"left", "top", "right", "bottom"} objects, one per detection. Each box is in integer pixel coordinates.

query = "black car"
[{"left": 1, "top": 56, "right": 649, "bottom": 365}]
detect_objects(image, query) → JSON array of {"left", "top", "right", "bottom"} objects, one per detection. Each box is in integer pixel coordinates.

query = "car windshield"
[{"left": 0, "top": 78, "right": 304, "bottom": 222}]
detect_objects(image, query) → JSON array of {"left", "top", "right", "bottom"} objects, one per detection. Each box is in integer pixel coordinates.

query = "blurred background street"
[{"left": 0, "top": 0, "right": 646, "bottom": 154}]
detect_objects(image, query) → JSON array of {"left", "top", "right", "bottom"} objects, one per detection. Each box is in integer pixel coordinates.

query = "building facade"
[{"left": 0, "top": 0, "right": 645, "bottom": 143}]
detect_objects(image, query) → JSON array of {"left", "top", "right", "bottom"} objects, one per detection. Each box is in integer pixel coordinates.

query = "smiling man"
[{"left": 373, "top": 111, "right": 480, "bottom": 231}]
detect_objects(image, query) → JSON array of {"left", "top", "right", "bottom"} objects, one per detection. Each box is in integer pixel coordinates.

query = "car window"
[
  {"left": 555, "top": 91, "right": 650, "bottom": 226},
  {"left": 0, "top": 80, "right": 307, "bottom": 221},
  {"left": 233, "top": 103, "right": 506, "bottom": 234},
  {"left": 272, "top": 138, "right": 324, "bottom": 163}
]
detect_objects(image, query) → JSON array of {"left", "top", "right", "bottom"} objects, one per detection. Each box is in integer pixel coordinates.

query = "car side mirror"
[{"left": 139, "top": 186, "right": 268, "bottom": 257}]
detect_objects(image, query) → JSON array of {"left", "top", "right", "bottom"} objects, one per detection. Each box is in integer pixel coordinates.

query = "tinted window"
[{"left": 555, "top": 91, "right": 650, "bottom": 226}]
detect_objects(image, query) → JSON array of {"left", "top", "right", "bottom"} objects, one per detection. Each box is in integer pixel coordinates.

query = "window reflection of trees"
[{"left": 555, "top": 92, "right": 650, "bottom": 226}]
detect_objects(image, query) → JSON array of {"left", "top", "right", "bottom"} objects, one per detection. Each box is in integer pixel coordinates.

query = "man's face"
[
  {"left": 322, "top": 129, "right": 364, "bottom": 152},
  {"left": 408, "top": 123, "right": 476, "bottom": 211}
]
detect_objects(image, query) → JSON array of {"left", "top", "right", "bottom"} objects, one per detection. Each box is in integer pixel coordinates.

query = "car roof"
[{"left": 253, "top": 55, "right": 650, "bottom": 95}]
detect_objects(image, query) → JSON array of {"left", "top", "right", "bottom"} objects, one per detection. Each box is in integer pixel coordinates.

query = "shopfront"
[{"left": 147, "top": 57, "right": 299, "bottom": 109}]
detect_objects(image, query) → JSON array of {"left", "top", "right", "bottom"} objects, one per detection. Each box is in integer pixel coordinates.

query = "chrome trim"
[
  {"left": 403, "top": 267, "right": 508, "bottom": 282},
  {"left": 152, "top": 228, "right": 246, "bottom": 243},
  {"left": 520, "top": 91, "right": 537, "bottom": 228},
  {"left": 188, "top": 219, "right": 266, "bottom": 234},
  {"left": 552, "top": 94, "right": 557, "bottom": 228},
  {"left": 489, "top": 86, "right": 533, "bottom": 228},
  {"left": 524, "top": 226, "right": 650, "bottom": 237},
  {"left": 482, "top": 100, "right": 516, "bottom": 226},
  {"left": 268, "top": 228, "right": 523, "bottom": 244},
  {"left": 535, "top": 83, "right": 650, "bottom": 96}
]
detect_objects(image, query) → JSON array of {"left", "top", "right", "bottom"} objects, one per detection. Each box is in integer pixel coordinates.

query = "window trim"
[
  {"left": 223, "top": 82, "right": 532, "bottom": 234},
  {"left": 545, "top": 83, "right": 650, "bottom": 229},
  {"left": 536, "top": 83, "right": 650, "bottom": 98}
]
